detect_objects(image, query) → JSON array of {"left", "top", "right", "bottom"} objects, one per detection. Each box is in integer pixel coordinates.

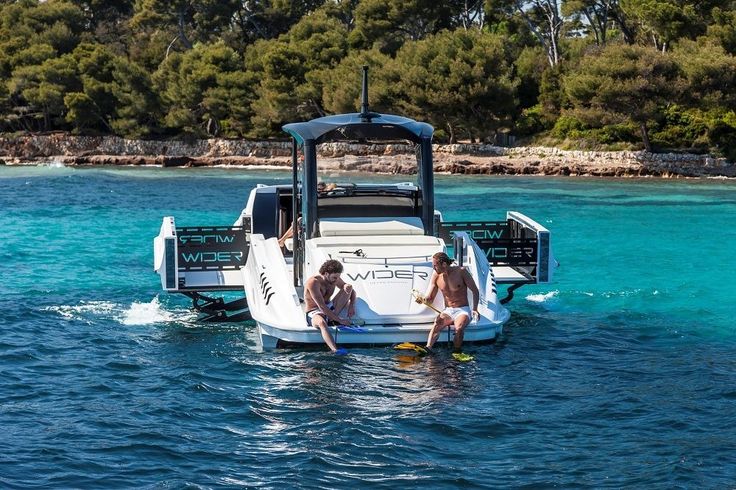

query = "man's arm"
[
  {"left": 463, "top": 268, "right": 480, "bottom": 313},
  {"left": 420, "top": 272, "right": 439, "bottom": 303},
  {"left": 336, "top": 277, "right": 357, "bottom": 316},
  {"left": 305, "top": 277, "right": 342, "bottom": 323},
  {"left": 277, "top": 223, "right": 294, "bottom": 248},
  {"left": 336, "top": 277, "right": 356, "bottom": 300}
]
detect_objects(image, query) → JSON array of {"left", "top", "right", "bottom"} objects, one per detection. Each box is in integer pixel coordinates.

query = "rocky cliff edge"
[{"left": 1, "top": 134, "right": 734, "bottom": 178}]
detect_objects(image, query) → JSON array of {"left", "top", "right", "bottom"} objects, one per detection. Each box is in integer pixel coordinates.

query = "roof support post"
[
  {"left": 302, "top": 139, "right": 318, "bottom": 240},
  {"left": 291, "top": 138, "right": 301, "bottom": 287},
  {"left": 419, "top": 136, "right": 434, "bottom": 236}
]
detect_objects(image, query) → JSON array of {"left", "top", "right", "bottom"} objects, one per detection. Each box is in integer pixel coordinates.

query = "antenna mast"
[{"left": 359, "top": 65, "right": 378, "bottom": 122}]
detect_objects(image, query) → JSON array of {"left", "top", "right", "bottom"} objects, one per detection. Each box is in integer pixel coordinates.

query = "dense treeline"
[{"left": 1, "top": 0, "right": 735, "bottom": 158}]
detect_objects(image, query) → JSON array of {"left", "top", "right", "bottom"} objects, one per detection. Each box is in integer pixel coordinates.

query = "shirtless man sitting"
[
  {"left": 416, "top": 252, "right": 479, "bottom": 352},
  {"left": 277, "top": 183, "right": 338, "bottom": 250},
  {"left": 277, "top": 217, "right": 299, "bottom": 250},
  {"left": 304, "top": 259, "right": 357, "bottom": 354}
]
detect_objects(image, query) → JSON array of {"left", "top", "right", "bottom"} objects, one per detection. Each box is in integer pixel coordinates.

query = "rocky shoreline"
[{"left": 1, "top": 134, "right": 734, "bottom": 178}]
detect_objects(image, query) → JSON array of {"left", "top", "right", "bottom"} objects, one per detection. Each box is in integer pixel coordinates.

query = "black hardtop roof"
[
  {"left": 280, "top": 67, "right": 435, "bottom": 250},
  {"left": 282, "top": 112, "right": 433, "bottom": 146}
]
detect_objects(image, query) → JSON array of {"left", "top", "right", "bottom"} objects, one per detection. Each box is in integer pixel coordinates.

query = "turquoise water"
[{"left": 2, "top": 165, "right": 736, "bottom": 488}]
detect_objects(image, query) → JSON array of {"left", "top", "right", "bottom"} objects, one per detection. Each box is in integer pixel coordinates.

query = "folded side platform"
[
  {"left": 439, "top": 211, "right": 556, "bottom": 285},
  {"left": 153, "top": 217, "right": 248, "bottom": 292}
]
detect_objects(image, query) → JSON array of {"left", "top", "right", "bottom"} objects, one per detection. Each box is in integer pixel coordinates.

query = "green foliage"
[
  {"left": 0, "top": 1, "right": 85, "bottom": 77},
  {"left": 514, "top": 46, "right": 547, "bottom": 109},
  {"left": 708, "top": 110, "right": 736, "bottom": 160},
  {"left": 562, "top": 0, "right": 618, "bottom": 45},
  {"left": 515, "top": 104, "right": 551, "bottom": 136},
  {"left": 551, "top": 114, "right": 587, "bottom": 138},
  {"left": 109, "top": 57, "right": 159, "bottom": 138},
  {"left": 247, "top": 41, "right": 308, "bottom": 137},
  {"left": 563, "top": 43, "right": 685, "bottom": 149},
  {"left": 0, "top": 0, "right": 733, "bottom": 160},
  {"left": 245, "top": 7, "right": 350, "bottom": 137},
  {"left": 548, "top": 112, "right": 639, "bottom": 147},
  {"left": 64, "top": 92, "right": 99, "bottom": 131},
  {"left": 131, "top": 0, "right": 240, "bottom": 50},
  {"left": 707, "top": 7, "right": 736, "bottom": 54},
  {"left": 155, "top": 41, "right": 253, "bottom": 137},
  {"left": 7, "top": 43, "right": 56, "bottom": 75},
  {"left": 672, "top": 39, "right": 736, "bottom": 109},
  {"left": 538, "top": 65, "right": 566, "bottom": 122},
  {"left": 432, "top": 128, "right": 448, "bottom": 142},
  {"left": 317, "top": 48, "right": 393, "bottom": 114},
  {"left": 620, "top": 0, "right": 702, "bottom": 50},
  {"left": 68, "top": 0, "right": 134, "bottom": 25},
  {"left": 649, "top": 106, "right": 736, "bottom": 156},
  {"left": 349, "top": 0, "right": 460, "bottom": 54},
  {"left": 388, "top": 29, "right": 518, "bottom": 142},
  {"left": 9, "top": 54, "right": 81, "bottom": 130},
  {"left": 126, "top": 29, "right": 175, "bottom": 73},
  {"left": 230, "top": 0, "right": 327, "bottom": 46},
  {"left": 591, "top": 123, "right": 640, "bottom": 144}
]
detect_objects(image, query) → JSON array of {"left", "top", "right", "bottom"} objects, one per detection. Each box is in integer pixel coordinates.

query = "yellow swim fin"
[{"left": 394, "top": 342, "right": 428, "bottom": 356}]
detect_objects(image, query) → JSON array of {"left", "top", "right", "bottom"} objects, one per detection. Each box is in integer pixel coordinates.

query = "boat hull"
[{"left": 256, "top": 316, "right": 507, "bottom": 350}]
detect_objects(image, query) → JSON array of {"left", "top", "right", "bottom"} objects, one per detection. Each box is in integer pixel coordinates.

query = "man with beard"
[
  {"left": 304, "top": 259, "right": 356, "bottom": 354},
  {"left": 417, "top": 252, "right": 479, "bottom": 352}
]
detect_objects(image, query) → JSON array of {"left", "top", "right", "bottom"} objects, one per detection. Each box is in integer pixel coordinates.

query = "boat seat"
[{"left": 319, "top": 217, "right": 424, "bottom": 237}]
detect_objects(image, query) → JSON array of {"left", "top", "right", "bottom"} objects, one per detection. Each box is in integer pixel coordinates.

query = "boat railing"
[{"left": 338, "top": 253, "right": 433, "bottom": 265}]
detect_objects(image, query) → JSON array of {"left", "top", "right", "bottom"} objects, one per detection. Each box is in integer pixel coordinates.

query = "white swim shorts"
[
  {"left": 441, "top": 306, "right": 471, "bottom": 322},
  {"left": 306, "top": 302, "right": 334, "bottom": 326}
]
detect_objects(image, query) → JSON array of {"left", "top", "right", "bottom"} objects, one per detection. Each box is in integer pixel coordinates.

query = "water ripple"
[{"left": 3, "top": 170, "right": 736, "bottom": 487}]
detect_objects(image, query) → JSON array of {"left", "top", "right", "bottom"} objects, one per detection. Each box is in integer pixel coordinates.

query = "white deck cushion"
[{"left": 319, "top": 217, "right": 424, "bottom": 237}]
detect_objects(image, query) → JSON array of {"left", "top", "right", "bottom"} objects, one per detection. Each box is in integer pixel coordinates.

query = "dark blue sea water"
[{"left": 2, "top": 164, "right": 736, "bottom": 488}]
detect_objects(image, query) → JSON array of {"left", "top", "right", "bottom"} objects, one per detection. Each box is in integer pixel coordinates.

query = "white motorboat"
[{"left": 153, "top": 68, "right": 556, "bottom": 350}]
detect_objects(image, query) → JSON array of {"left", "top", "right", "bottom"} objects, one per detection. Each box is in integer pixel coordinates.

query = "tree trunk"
[
  {"left": 609, "top": 8, "right": 636, "bottom": 45},
  {"left": 177, "top": 12, "right": 193, "bottom": 50},
  {"left": 516, "top": 1, "right": 563, "bottom": 67},
  {"left": 640, "top": 123, "right": 652, "bottom": 152}
]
